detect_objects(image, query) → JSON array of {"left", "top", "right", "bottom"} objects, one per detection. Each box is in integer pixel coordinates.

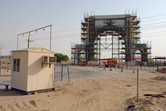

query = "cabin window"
[{"left": 13, "top": 59, "right": 20, "bottom": 72}]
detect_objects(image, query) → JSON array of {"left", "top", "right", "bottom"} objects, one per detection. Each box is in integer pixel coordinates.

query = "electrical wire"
[
  {"left": 142, "top": 13, "right": 166, "bottom": 19},
  {"left": 142, "top": 33, "right": 166, "bottom": 38},
  {"left": 141, "top": 21, "right": 166, "bottom": 26},
  {"left": 2, "top": 34, "right": 80, "bottom": 48},
  {"left": 34, "top": 35, "right": 80, "bottom": 41},
  {"left": 142, "top": 26, "right": 166, "bottom": 31}
]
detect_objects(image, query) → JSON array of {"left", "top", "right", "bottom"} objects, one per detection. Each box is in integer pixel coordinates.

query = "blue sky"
[{"left": 0, "top": 0, "right": 166, "bottom": 58}]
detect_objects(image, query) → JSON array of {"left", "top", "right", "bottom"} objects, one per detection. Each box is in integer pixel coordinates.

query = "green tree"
[{"left": 54, "top": 53, "right": 69, "bottom": 62}]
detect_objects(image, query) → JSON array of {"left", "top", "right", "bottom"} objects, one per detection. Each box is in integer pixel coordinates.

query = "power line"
[
  {"left": 142, "top": 33, "right": 166, "bottom": 38},
  {"left": 141, "top": 21, "right": 166, "bottom": 27},
  {"left": 3, "top": 35, "right": 80, "bottom": 48},
  {"left": 34, "top": 35, "right": 79, "bottom": 41},
  {"left": 54, "top": 28, "right": 80, "bottom": 33},
  {"left": 33, "top": 33, "right": 80, "bottom": 41},
  {"left": 142, "top": 31, "right": 166, "bottom": 36},
  {"left": 2, "top": 32, "right": 80, "bottom": 48},
  {"left": 142, "top": 25, "right": 166, "bottom": 29},
  {"left": 142, "top": 25, "right": 166, "bottom": 30},
  {"left": 27, "top": 28, "right": 80, "bottom": 36},
  {"left": 141, "top": 13, "right": 166, "bottom": 19}
]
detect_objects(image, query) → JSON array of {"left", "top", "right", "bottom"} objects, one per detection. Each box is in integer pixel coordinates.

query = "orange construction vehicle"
[
  {"left": 103, "top": 60, "right": 118, "bottom": 67},
  {"left": 80, "top": 58, "right": 118, "bottom": 67}
]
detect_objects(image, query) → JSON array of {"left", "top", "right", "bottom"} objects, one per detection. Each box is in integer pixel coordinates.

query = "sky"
[{"left": 0, "top": 0, "right": 166, "bottom": 58}]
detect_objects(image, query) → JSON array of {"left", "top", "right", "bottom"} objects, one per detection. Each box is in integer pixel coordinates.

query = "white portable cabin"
[{"left": 11, "top": 48, "right": 56, "bottom": 94}]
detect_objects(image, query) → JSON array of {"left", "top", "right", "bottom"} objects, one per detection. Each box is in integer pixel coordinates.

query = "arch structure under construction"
[{"left": 71, "top": 14, "right": 151, "bottom": 65}]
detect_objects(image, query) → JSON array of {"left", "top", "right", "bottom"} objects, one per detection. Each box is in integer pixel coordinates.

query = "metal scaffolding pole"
[
  {"left": 118, "top": 36, "right": 120, "bottom": 61},
  {"left": 99, "top": 36, "right": 101, "bottom": 66},
  {"left": 112, "top": 35, "right": 113, "bottom": 59}
]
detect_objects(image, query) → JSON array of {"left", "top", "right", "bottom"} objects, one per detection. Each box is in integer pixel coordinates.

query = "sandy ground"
[{"left": 0, "top": 66, "right": 166, "bottom": 111}]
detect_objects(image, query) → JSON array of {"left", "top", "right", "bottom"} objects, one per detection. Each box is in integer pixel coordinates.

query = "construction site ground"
[{"left": 0, "top": 64, "right": 165, "bottom": 111}]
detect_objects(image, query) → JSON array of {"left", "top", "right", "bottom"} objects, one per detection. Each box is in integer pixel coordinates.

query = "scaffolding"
[{"left": 71, "top": 13, "right": 151, "bottom": 65}]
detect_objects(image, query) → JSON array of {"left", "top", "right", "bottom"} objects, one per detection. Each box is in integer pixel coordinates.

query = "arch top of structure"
[{"left": 96, "top": 24, "right": 126, "bottom": 38}]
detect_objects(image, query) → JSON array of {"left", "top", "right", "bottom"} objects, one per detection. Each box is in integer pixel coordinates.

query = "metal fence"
[{"left": 54, "top": 63, "right": 111, "bottom": 82}]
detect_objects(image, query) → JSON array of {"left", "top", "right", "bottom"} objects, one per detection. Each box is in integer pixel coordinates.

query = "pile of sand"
[
  {"left": 157, "top": 68, "right": 166, "bottom": 73},
  {"left": 153, "top": 76, "right": 166, "bottom": 81}
]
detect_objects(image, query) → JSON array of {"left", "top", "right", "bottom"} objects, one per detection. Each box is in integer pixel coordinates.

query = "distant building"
[{"left": 0, "top": 55, "right": 12, "bottom": 75}]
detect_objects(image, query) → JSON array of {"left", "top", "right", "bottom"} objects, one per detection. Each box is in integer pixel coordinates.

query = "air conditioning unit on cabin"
[
  {"left": 42, "top": 56, "right": 57, "bottom": 64},
  {"left": 42, "top": 56, "right": 49, "bottom": 64},
  {"left": 49, "top": 56, "right": 57, "bottom": 63}
]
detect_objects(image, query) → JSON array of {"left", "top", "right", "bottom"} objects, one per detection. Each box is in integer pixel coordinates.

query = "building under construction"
[{"left": 71, "top": 13, "right": 151, "bottom": 65}]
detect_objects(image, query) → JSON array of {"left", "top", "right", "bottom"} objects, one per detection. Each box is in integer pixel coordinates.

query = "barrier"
[
  {"left": 157, "top": 66, "right": 159, "bottom": 71},
  {"left": 133, "top": 69, "right": 135, "bottom": 73},
  {"left": 121, "top": 67, "right": 123, "bottom": 72},
  {"left": 103, "top": 65, "right": 106, "bottom": 70}
]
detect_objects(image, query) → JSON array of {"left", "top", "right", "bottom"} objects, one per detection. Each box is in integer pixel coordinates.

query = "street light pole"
[{"left": 50, "top": 25, "right": 52, "bottom": 50}]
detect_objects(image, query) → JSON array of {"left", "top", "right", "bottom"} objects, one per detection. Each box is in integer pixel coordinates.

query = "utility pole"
[
  {"left": 50, "top": 25, "right": 52, "bottom": 50},
  {"left": 27, "top": 35, "right": 33, "bottom": 48}
]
